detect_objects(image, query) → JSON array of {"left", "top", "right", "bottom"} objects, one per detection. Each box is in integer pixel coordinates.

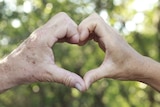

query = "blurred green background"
[{"left": 0, "top": 0, "right": 160, "bottom": 107}]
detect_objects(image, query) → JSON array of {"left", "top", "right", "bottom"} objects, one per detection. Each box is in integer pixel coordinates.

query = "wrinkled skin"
[{"left": 0, "top": 12, "right": 85, "bottom": 92}]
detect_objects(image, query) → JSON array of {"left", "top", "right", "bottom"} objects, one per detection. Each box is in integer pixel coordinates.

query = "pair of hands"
[{"left": 5, "top": 12, "right": 144, "bottom": 92}]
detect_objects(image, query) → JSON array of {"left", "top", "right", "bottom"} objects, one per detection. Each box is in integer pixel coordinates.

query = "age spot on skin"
[{"left": 32, "top": 61, "right": 36, "bottom": 64}]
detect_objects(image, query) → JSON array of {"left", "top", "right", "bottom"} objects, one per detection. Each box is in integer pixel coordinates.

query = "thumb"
[
  {"left": 84, "top": 64, "right": 107, "bottom": 89},
  {"left": 43, "top": 64, "right": 86, "bottom": 92}
]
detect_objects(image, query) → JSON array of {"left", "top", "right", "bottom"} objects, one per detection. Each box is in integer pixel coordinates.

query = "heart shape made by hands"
[
  {"left": 0, "top": 12, "right": 143, "bottom": 93},
  {"left": 46, "top": 12, "right": 129, "bottom": 91},
  {"left": 27, "top": 12, "right": 132, "bottom": 91}
]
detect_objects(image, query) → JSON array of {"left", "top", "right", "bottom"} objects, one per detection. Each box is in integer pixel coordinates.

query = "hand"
[
  {"left": 2, "top": 12, "right": 85, "bottom": 92},
  {"left": 78, "top": 13, "right": 145, "bottom": 89}
]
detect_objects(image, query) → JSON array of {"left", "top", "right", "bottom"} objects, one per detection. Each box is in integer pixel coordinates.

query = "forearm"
[{"left": 132, "top": 55, "right": 160, "bottom": 92}]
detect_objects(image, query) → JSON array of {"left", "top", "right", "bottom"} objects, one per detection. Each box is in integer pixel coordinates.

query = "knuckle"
[
  {"left": 90, "top": 12, "right": 100, "bottom": 19},
  {"left": 57, "top": 12, "right": 68, "bottom": 17},
  {"left": 89, "top": 13, "right": 104, "bottom": 24},
  {"left": 91, "top": 12, "right": 99, "bottom": 17},
  {"left": 57, "top": 12, "right": 72, "bottom": 25},
  {"left": 30, "top": 29, "right": 45, "bottom": 45}
]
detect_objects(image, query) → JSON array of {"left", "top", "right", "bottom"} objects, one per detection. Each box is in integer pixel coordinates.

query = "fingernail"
[{"left": 75, "top": 83, "right": 82, "bottom": 92}]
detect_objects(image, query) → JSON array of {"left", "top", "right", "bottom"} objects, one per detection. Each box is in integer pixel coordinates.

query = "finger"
[
  {"left": 84, "top": 61, "right": 114, "bottom": 89},
  {"left": 65, "top": 17, "right": 80, "bottom": 44},
  {"left": 83, "top": 64, "right": 107, "bottom": 89},
  {"left": 44, "top": 64, "right": 86, "bottom": 92},
  {"left": 68, "top": 33, "right": 79, "bottom": 44},
  {"left": 57, "top": 18, "right": 79, "bottom": 44},
  {"left": 38, "top": 12, "right": 80, "bottom": 46},
  {"left": 78, "top": 35, "right": 91, "bottom": 46},
  {"left": 78, "top": 23, "right": 95, "bottom": 46},
  {"left": 78, "top": 25, "right": 90, "bottom": 42},
  {"left": 57, "top": 33, "right": 79, "bottom": 44},
  {"left": 78, "top": 13, "right": 103, "bottom": 45}
]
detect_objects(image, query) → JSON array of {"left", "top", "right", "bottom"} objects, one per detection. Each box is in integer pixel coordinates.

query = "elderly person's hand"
[
  {"left": 78, "top": 13, "right": 160, "bottom": 92},
  {"left": 0, "top": 12, "right": 86, "bottom": 93}
]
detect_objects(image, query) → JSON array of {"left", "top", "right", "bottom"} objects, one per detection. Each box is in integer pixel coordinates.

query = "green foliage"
[{"left": 0, "top": 0, "right": 160, "bottom": 107}]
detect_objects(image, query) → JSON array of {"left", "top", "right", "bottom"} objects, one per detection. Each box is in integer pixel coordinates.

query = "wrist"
[
  {"left": 0, "top": 53, "right": 30, "bottom": 92},
  {"left": 129, "top": 54, "right": 160, "bottom": 91},
  {"left": 131, "top": 55, "right": 154, "bottom": 81},
  {"left": 129, "top": 55, "right": 149, "bottom": 80},
  {"left": 138, "top": 56, "right": 160, "bottom": 91},
  {"left": 0, "top": 57, "right": 19, "bottom": 92}
]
